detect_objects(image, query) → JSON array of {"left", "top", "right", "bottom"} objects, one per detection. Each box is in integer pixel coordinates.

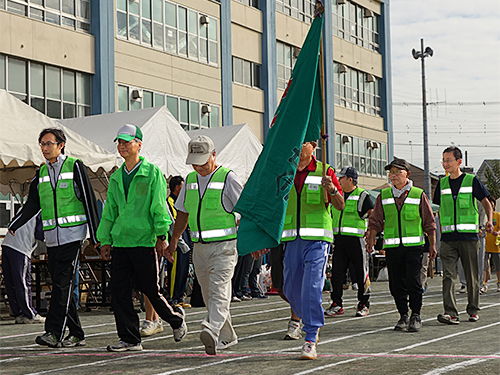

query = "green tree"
[{"left": 484, "top": 159, "right": 500, "bottom": 199}]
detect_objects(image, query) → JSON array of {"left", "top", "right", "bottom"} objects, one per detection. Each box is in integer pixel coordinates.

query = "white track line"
[{"left": 421, "top": 352, "right": 500, "bottom": 375}]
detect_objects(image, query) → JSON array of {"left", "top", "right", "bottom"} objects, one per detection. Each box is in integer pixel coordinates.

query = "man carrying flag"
[{"left": 281, "top": 141, "right": 344, "bottom": 360}]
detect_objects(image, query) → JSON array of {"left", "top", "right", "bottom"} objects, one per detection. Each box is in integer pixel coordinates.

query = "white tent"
[
  {"left": 60, "top": 106, "right": 193, "bottom": 179},
  {"left": 187, "top": 124, "right": 262, "bottom": 183},
  {"left": 0, "top": 90, "right": 121, "bottom": 198}
]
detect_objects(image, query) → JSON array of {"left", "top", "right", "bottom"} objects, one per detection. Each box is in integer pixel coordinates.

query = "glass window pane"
[
  {"left": 118, "top": 85, "right": 129, "bottom": 111},
  {"left": 30, "top": 63, "right": 44, "bottom": 97},
  {"left": 129, "top": 15, "right": 140, "bottom": 41},
  {"left": 31, "top": 97, "right": 45, "bottom": 114},
  {"left": 253, "top": 64, "right": 261, "bottom": 88},
  {"left": 7, "top": 1, "right": 26, "bottom": 16},
  {"left": 153, "top": 0, "right": 162, "bottom": 22},
  {"left": 46, "top": 0, "right": 60, "bottom": 10},
  {"left": 143, "top": 91, "right": 153, "bottom": 108},
  {"left": 117, "top": 11, "right": 127, "bottom": 37},
  {"left": 167, "top": 96, "right": 178, "bottom": 119},
  {"left": 46, "top": 67, "right": 61, "bottom": 100},
  {"left": 179, "top": 32, "right": 187, "bottom": 55},
  {"left": 188, "top": 10, "right": 197, "bottom": 34},
  {"left": 209, "top": 41, "right": 217, "bottom": 64},
  {"left": 0, "top": 55, "right": 5, "bottom": 90},
  {"left": 233, "top": 57, "right": 242, "bottom": 83},
  {"left": 210, "top": 106, "right": 219, "bottom": 127},
  {"left": 154, "top": 93, "right": 165, "bottom": 107},
  {"left": 77, "top": 73, "right": 90, "bottom": 105},
  {"left": 199, "top": 38, "right": 208, "bottom": 62},
  {"left": 76, "top": 0, "right": 90, "bottom": 19},
  {"left": 62, "top": 17, "right": 76, "bottom": 28},
  {"left": 63, "top": 70, "right": 75, "bottom": 102},
  {"left": 166, "top": 27, "right": 177, "bottom": 53},
  {"left": 178, "top": 7, "right": 187, "bottom": 31},
  {"left": 142, "top": 0, "right": 151, "bottom": 19},
  {"left": 189, "top": 101, "right": 199, "bottom": 125},
  {"left": 117, "top": 0, "right": 126, "bottom": 11},
  {"left": 188, "top": 34, "right": 198, "bottom": 58},
  {"left": 128, "top": 0, "right": 139, "bottom": 15},
  {"left": 131, "top": 99, "right": 141, "bottom": 110},
  {"left": 165, "top": 1, "right": 176, "bottom": 27},
  {"left": 63, "top": 103, "right": 76, "bottom": 119},
  {"left": 208, "top": 18, "right": 217, "bottom": 41},
  {"left": 62, "top": 0, "right": 74, "bottom": 15},
  {"left": 201, "top": 109, "right": 209, "bottom": 127},
  {"left": 46, "top": 12, "right": 60, "bottom": 25},
  {"left": 8, "top": 58, "right": 27, "bottom": 94},
  {"left": 179, "top": 98, "right": 188, "bottom": 123},
  {"left": 30, "top": 8, "right": 44, "bottom": 20},
  {"left": 47, "top": 100, "right": 61, "bottom": 118},
  {"left": 243, "top": 60, "right": 251, "bottom": 86},
  {"left": 142, "top": 20, "right": 152, "bottom": 44},
  {"left": 153, "top": 22, "right": 163, "bottom": 48}
]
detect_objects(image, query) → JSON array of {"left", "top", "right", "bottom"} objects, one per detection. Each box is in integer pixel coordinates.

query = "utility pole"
[{"left": 412, "top": 39, "right": 433, "bottom": 195}]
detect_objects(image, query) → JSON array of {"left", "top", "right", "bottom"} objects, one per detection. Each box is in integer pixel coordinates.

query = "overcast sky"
[{"left": 390, "top": 0, "right": 500, "bottom": 174}]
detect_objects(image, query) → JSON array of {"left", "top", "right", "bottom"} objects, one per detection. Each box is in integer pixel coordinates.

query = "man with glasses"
[
  {"left": 366, "top": 158, "right": 436, "bottom": 332},
  {"left": 9, "top": 127, "right": 100, "bottom": 348},
  {"left": 97, "top": 124, "right": 187, "bottom": 352},
  {"left": 433, "top": 146, "right": 493, "bottom": 324}
]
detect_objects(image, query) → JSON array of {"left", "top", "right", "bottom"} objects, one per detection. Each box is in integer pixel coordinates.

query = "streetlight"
[{"left": 412, "top": 39, "right": 433, "bottom": 196}]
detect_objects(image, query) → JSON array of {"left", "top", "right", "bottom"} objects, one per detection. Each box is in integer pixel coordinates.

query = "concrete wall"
[{"left": 0, "top": 11, "right": 94, "bottom": 73}]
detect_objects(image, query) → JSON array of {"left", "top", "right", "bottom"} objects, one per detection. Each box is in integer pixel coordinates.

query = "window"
[
  {"left": 332, "top": 0, "right": 379, "bottom": 52},
  {"left": 234, "top": 0, "right": 259, "bottom": 9},
  {"left": 232, "top": 57, "right": 262, "bottom": 89},
  {"left": 276, "top": 0, "right": 315, "bottom": 24},
  {"left": 333, "top": 62, "right": 381, "bottom": 116},
  {"left": 1, "top": 0, "right": 90, "bottom": 33},
  {"left": 117, "top": 84, "right": 220, "bottom": 129},
  {"left": 335, "top": 133, "right": 387, "bottom": 177},
  {"left": 116, "top": 0, "right": 218, "bottom": 66},
  {"left": 277, "top": 41, "right": 297, "bottom": 90},
  {"left": 0, "top": 53, "right": 91, "bottom": 118}
]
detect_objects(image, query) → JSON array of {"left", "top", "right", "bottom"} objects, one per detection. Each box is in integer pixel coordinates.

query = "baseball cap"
[
  {"left": 114, "top": 124, "right": 143, "bottom": 142},
  {"left": 337, "top": 166, "right": 358, "bottom": 180},
  {"left": 186, "top": 135, "right": 215, "bottom": 165},
  {"left": 385, "top": 158, "right": 411, "bottom": 171}
]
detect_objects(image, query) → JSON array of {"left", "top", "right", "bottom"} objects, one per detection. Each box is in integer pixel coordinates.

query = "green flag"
[{"left": 234, "top": 15, "right": 324, "bottom": 255}]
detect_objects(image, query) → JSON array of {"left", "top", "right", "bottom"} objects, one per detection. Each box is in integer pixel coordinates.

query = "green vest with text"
[
  {"left": 439, "top": 173, "right": 478, "bottom": 234},
  {"left": 381, "top": 186, "right": 424, "bottom": 248},
  {"left": 38, "top": 157, "right": 87, "bottom": 231},
  {"left": 332, "top": 187, "right": 367, "bottom": 237},
  {"left": 184, "top": 166, "right": 237, "bottom": 243},
  {"left": 281, "top": 162, "right": 333, "bottom": 243}
]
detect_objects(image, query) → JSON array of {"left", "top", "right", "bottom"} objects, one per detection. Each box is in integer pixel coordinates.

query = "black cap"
[
  {"left": 337, "top": 166, "right": 358, "bottom": 180},
  {"left": 385, "top": 158, "right": 411, "bottom": 171}
]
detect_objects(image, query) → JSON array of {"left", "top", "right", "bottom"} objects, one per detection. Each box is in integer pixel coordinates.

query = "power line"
[
  {"left": 393, "top": 101, "right": 500, "bottom": 106},
  {"left": 394, "top": 143, "right": 500, "bottom": 148}
]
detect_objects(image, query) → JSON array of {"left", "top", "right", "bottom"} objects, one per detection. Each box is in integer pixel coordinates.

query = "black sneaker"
[
  {"left": 61, "top": 335, "right": 86, "bottom": 347},
  {"left": 394, "top": 315, "right": 409, "bottom": 331},
  {"left": 408, "top": 314, "right": 421, "bottom": 332},
  {"left": 36, "top": 332, "right": 61, "bottom": 348}
]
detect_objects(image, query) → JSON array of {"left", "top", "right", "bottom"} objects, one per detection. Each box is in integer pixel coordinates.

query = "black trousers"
[
  {"left": 46, "top": 241, "right": 84, "bottom": 341},
  {"left": 111, "top": 247, "right": 184, "bottom": 344},
  {"left": 385, "top": 245, "right": 424, "bottom": 316},
  {"left": 331, "top": 235, "right": 370, "bottom": 307}
]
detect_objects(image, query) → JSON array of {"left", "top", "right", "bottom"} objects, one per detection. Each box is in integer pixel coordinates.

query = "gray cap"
[{"left": 186, "top": 135, "right": 215, "bottom": 165}]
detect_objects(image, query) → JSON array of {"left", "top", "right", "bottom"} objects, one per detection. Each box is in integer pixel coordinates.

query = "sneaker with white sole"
[
  {"left": 324, "top": 303, "right": 344, "bottom": 317},
  {"left": 480, "top": 284, "right": 488, "bottom": 294},
  {"left": 36, "top": 332, "right": 61, "bottom": 348},
  {"left": 468, "top": 314, "right": 479, "bottom": 322},
  {"left": 408, "top": 313, "right": 421, "bottom": 332},
  {"left": 231, "top": 296, "right": 241, "bottom": 302},
  {"left": 437, "top": 313, "right": 460, "bottom": 325},
  {"left": 458, "top": 285, "right": 466, "bottom": 293},
  {"left": 14, "top": 315, "right": 24, "bottom": 324},
  {"left": 140, "top": 320, "right": 154, "bottom": 336},
  {"left": 355, "top": 305, "right": 369, "bottom": 317},
  {"left": 394, "top": 314, "right": 409, "bottom": 331},
  {"left": 107, "top": 341, "right": 143, "bottom": 352},
  {"left": 200, "top": 328, "right": 217, "bottom": 355},
  {"left": 20, "top": 314, "right": 46, "bottom": 324},
  {"left": 284, "top": 320, "right": 302, "bottom": 340},
  {"left": 216, "top": 338, "right": 238, "bottom": 350},
  {"left": 352, "top": 283, "right": 358, "bottom": 291},
  {"left": 173, "top": 320, "right": 188, "bottom": 342},
  {"left": 61, "top": 335, "right": 86, "bottom": 347},
  {"left": 300, "top": 340, "right": 317, "bottom": 360}
]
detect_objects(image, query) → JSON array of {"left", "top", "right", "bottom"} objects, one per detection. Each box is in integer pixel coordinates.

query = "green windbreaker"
[{"left": 97, "top": 157, "right": 171, "bottom": 247}]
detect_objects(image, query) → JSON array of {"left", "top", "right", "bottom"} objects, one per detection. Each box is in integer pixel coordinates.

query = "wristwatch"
[{"left": 157, "top": 235, "right": 167, "bottom": 241}]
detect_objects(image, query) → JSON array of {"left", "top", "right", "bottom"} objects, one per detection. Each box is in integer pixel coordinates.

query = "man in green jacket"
[{"left": 97, "top": 124, "right": 187, "bottom": 352}]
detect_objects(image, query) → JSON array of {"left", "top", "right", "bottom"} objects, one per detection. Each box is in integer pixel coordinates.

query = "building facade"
[{"left": 0, "top": 0, "right": 393, "bottom": 192}]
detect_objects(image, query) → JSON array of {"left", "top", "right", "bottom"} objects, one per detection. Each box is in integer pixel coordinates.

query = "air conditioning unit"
[
  {"left": 293, "top": 47, "right": 301, "bottom": 59},
  {"left": 131, "top": 89, "right": 143, "bottom": 100},
  {"left": 201, "top": 105, "right": 211, "bottom": 114},
  {"left": 200, "top": 15, "right": 210, "bottom": 25},
  {"left": 338, "top": 64, "right": 348, "bottom": 74},
  {"left": 342, "top": 135, "right": 350, "bottom": 144},
  {"left": 365, "top": 73, "right": 376, "bottom": 83},
  {"left": 372, "top": 142, "right": 379, "bottom": 149},
  {"left": 366, "top": 141, "right": 373, "bottom": 149},
  {"left": 337, "top": 0, "right": 346, "bottom": 4},
  {"left": 364, "top": 9, "right": 374, "bottom": 18}
]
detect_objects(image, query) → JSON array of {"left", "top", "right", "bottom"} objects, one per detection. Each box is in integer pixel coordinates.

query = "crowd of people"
[{"left": 4, "top": 127, "right": 498, "bottom": 361}]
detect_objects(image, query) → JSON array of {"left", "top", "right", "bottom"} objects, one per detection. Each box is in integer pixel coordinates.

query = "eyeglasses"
[
  {"left": 39, "top": 141, "right": 59, "bottom": 147},
  {"left": 388, "top": 170, "right": 404, "bottom": 175},
  {"left": 441, "top": 159, "right": 457, "bottom": 164}
]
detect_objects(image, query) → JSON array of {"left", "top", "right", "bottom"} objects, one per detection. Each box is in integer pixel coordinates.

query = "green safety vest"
[
  {"left": 281, "top": 162, "right": 333, "bottom": 243},
  {"left": 381, "top": 186, "right": 424, "bottom": 248},
  {"left": 439, "top": 173, "right": 478, "bottom": 233},
  {"left": 332, "top": 187, "right": 367, "bottom": 237},
  {"left": 38, "top": 156, "right": 87, "bottom": 231},
  {"left": 184, "top": 166, "right": 237, "bottom": 243}
]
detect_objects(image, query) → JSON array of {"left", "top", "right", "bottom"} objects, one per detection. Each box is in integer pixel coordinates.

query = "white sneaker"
[
  {"left": 300, "top": 341, "right": 317, "bottom": 360},
  {"left": 458, "top": 285, "right": 466, "bottom": 293},
  {"left": 20, "top": 314, "right": 46, "bottom": 324},
  {"left": 284, "top": 320, "right": 302, "bottom": 340},
  {"left": 352, "top": 283, "right": 358, "bottom": 290},
  {"left": 216, "top": 338, "right": 238, "bottom": 350},
  {"left": 200, "top": 328, "right": 217, "bottom": 355},
  {"left": 480, "top": 284, "right": 488, "bottom": 294}
]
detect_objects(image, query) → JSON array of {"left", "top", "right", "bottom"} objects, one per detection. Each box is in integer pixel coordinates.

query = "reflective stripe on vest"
[
  {"left": 384, "top": 236, "right": 425, "bottom": 246},
  {"left": 191, "top": 227, "right": 237, "bottom": 240},
  {"left": 442, "top": 223, "right": 479, "bottom": 232},
  {"left": 340, "top": 226, "right": 366, "bottom": 235},
  {"left": 299, "top": 228, "right": 333, "bottom": 238}
]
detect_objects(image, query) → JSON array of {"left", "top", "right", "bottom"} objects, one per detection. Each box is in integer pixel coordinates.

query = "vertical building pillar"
[
  {"left": 90, "top": 0, "right": 115, "bottom": 115},
  {"left": 261, "top": 0, "right": 277, "bottom": 140},
  {"left": 379, "top": 0, "right": 394, "bottom": 161},
  {"left": 220, "top": 1, "right": 233, "bottom": 126}
]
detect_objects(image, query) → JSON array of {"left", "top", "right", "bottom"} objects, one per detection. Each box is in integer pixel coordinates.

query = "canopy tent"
[
  {"left": 59, "top": 106, "right": 193, "bottom": 179},
  {"left": 0, "top": 90, "right": 121, "bottom": 199},
  {"left": 187, "top": 124, "right": 262, "bottom": 183}
]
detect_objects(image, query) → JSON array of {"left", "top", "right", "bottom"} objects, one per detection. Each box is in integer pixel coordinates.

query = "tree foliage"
[{"left": 484, "top": 159, "right": 500, "bottom": 200}]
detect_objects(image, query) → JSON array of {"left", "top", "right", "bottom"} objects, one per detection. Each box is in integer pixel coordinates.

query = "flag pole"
[{"left": 317, "top": 3, "right": 328, "bottom": 203}]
